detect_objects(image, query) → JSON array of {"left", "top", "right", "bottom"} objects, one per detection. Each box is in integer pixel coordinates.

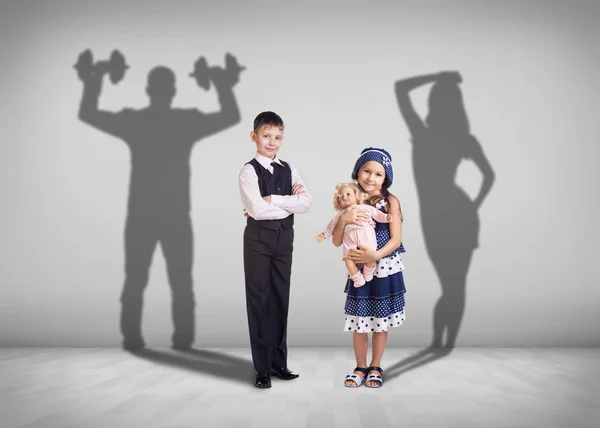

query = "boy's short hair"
[{"left": 253, "top": 111, "right": 284, "bottom": 132}]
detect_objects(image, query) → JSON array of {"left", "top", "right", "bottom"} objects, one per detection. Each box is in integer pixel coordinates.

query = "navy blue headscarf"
[{"left": 351, "top": 147, "right": 394, "bottom": 188}]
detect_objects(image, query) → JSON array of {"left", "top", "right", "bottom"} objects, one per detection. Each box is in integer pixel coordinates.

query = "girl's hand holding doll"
[
  {"left": 347, "top": 212, "right": 394, "bottom": 263},
  {"left": 340, "top": 204, "right": 370, "bottom": 226},
  {"left": 347, "top": 244, "right": 379, "bottom": 265}
]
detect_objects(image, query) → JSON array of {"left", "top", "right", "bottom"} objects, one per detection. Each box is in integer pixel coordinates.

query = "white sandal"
[
  {"left": 365, "top": 366, "right": 383, "bottom": 388},
  {"left": 344, "top": 367, "right": 367, "bottom": 388}
]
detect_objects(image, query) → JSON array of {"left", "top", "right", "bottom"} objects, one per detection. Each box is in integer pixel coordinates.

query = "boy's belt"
[{"left": 247, "top": 215, "right": 294, "bottom": 230}]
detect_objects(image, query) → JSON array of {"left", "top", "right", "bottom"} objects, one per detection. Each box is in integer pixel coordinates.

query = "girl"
[
  {"left": 332, "top": 148, "right": 406, "bottom": 388},
  {"left": 316, "top": 182, "right": 392, "bottom": 287}
]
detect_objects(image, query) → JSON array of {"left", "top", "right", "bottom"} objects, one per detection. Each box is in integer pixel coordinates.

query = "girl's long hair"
[{"left": 363, "top": 183, "right": 403, "bottom": 222}]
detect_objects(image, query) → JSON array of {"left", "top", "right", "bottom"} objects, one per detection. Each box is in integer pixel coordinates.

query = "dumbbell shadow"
[
  {"left": 76, "top": 49, "right": 244, "bottom": 350},
  {"left": 190, "top": 53, "right": 245, "bottom": 90},
  {"left": 75, "top": 49, "right": 128, "bottom": 84}
]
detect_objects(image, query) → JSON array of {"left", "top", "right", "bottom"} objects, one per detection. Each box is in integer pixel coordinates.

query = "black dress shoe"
[
  {"left": 270, "top": 367, "right": 299, "bottom": 380},
  {"left": 254, "top": 372, "right": 271, "bottom": 389}
]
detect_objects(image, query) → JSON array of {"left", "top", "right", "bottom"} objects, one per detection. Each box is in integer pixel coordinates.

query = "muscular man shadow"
[
  {"left": 78, "top": 54, "right": 242, "bottom": 350},
  {"left": 387, "top": 71, "right": 495, "bottom": 379}
]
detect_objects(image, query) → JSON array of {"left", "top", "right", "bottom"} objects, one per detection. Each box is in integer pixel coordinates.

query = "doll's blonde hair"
[{"left": 333, "top": 182, "right": 369, "bottom": 211}]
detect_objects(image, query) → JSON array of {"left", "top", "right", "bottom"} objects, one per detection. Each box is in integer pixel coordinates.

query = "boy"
[{"left": 238, "top": 111, "right": 312, "bottom": 388}]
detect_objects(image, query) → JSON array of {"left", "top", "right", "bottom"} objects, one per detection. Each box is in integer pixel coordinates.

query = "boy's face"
[
  {"left": 337, "top": 186, "right": 358, "bottom": 208},
  {"left": 251, "top": 125, "right": 284, "bottom": 160}
]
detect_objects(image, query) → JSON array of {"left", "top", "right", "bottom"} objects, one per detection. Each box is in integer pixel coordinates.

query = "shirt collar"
[{"left": 254, "top": 152, "right": 282, "bottom": 169}]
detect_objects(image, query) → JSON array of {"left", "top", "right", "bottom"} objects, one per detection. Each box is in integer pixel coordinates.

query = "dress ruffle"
[
  {"left": 374, "top": 253, "right": 405, "bottom": 278},
  {"left": 344, "top": 310, "right": 406, "bottom": 332}
]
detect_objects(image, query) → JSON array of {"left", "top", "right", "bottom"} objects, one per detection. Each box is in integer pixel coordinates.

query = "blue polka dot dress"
[{"left": 343, "top": 200, "right": 407, "bottom": 332}]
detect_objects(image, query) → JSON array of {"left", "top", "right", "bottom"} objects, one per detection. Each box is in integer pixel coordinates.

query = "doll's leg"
[
  {"left": 345, "top": 258, "right": 365, "bottom": 287},
  {"left": 361, "top": 228, "right": 378, "bottom": 282},
  {"left": 343, "top": 256, "right": 359, "bottom": 275},
  {"left": 363, "top": 262, "right": 377, "bottom": 282},
  {"left": 343, "top": 234, "right": 365, "bottom": 287}
]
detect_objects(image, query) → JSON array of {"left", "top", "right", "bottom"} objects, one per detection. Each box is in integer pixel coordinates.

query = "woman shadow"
[
  {"left": 387, "top": 72, "right": 495, "bottom": 380},
  {"left": 126, "top": 348, "right": 255, "bottom": 385}
]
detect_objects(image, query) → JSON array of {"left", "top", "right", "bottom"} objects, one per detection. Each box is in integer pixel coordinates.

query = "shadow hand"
[{"left": 439, "top": 71, "right": 462, "bottom": 84}]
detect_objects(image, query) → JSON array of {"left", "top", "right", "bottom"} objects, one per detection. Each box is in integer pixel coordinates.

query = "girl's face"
[
  {"left": 357, "top": 161, "right": 386, "bottom": 196},
  {"left": 337, "top": 186, "right": 358, "bottom": 208}
]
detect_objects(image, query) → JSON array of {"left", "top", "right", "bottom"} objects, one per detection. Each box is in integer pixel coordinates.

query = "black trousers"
[
  {"left": 120, "top": 212, "right": 195, "bottom": 347},
  {"left": 243, "top": 222, "right": 294, "bottom": 373}
]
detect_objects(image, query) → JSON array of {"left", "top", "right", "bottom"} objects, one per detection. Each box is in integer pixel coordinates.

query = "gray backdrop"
[{"left": 1, "top": 0, "right": 599, "bottom": 347}]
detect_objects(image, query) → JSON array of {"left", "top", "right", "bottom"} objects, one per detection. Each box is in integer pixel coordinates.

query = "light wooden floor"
[{"left": 1, "top": 347, "right": 598, "bottom": 428}]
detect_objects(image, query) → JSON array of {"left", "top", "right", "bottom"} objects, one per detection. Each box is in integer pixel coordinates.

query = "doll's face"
[{"left": 337, "top": 186, "right": 359, "bottom": 208}]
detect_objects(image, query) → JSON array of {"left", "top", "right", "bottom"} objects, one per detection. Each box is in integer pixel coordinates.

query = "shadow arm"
[
  {"left": 78, "top": 73, "right": 127, "bottom": 139},
  {"left": 468, "top": 136, "right": 495, "bottom": 210},
  {"left": 395, "top": 72, "right": 460, "bottom": 139},
  {"left": 394, "top": 75, "right": 439, "bottom": 138},
  {"left": 192, "top": 77, "right": 241, "bottom": 142}
]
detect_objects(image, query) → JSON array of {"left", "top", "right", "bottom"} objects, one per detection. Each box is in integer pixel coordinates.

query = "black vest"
[{"left": 246, "top": 158, "right": 294, "bottom": 230}]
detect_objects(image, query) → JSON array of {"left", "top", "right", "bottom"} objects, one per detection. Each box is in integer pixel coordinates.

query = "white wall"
[{"left": 1, "top": 0, "right": 599, "bottom": 347}]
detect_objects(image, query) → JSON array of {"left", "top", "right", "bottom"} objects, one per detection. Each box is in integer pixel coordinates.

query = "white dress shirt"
[{"left": 239, "top": 152, "right": 312, "bottom": 221}]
